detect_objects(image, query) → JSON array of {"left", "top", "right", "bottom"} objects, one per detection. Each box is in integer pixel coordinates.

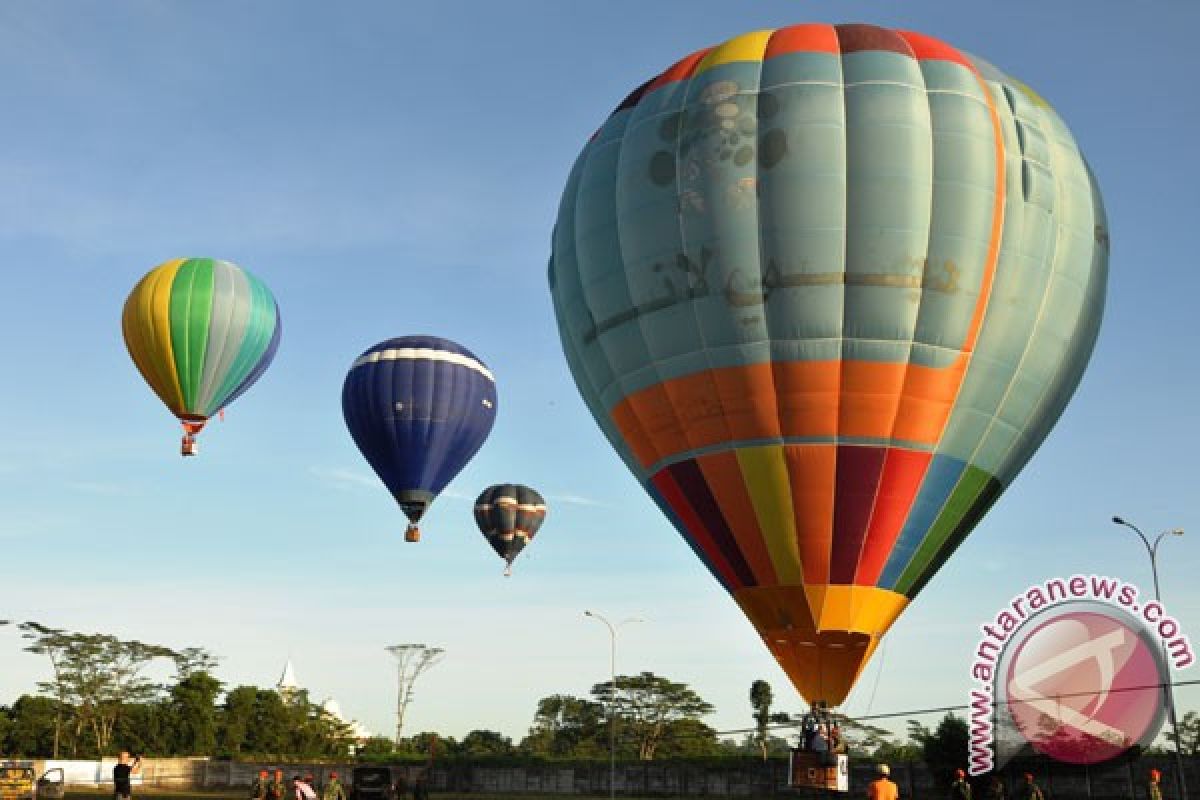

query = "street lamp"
[
  {"left": 584, "top": 610, "right": 643, "bottom": 800},
  {"left": 1112, "top": 516, "right": 1187, "bottom": 800}
]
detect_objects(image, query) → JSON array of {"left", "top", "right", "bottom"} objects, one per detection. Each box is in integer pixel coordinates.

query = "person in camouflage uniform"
[
  {"left": 322, "top": 772, "right": 346, "bottom": 800},
  {"left": 1148, "top": 770, "right": 1163, "bottom": 800},
  {"left": 985, "top": 775, "right": 1005, "bottom": 800},
  {"left": 251, "top": 771, "right": 269, "bottom": 800},
  {"left": 1015, "top": 774, "right": 1044, "bottom": 800},
  {"left": 950, "top": 770, "right": 972, "bottom": 800},
  {"left": 270, "top": 770, "right": 287, "bottom": 800}
]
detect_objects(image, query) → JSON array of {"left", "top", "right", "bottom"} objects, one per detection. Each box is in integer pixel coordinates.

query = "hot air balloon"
[
  {"left": 122, "top": 258, "right": 282, "bottom": 456},
  {"left": 342, "top": 336, "right": 497, "bottom": 542},
  {"left": 549, "top": 23, "right": 1108, "bottom": 706},
  {"left": 474, "top": 484, "right": 548, "bottom": 575}
]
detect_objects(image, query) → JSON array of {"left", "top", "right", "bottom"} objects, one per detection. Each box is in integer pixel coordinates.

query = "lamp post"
[
  {"left": 585, "top": 610, "right": 643, "bottom": 800},
  {"left": 1112, "top": 516, "right": 1187, "bottom": 800}
]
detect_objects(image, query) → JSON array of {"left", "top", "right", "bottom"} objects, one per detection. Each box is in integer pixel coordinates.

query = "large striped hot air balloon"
[
  {"left": 549, "top": 23, "right": 1108, "bottom": 706},
  {"left": 123, "top": 258, "right": 281, "bottom": 456},
  {"left": 342, "top": 336, "right": 498, "bottom": 542}
]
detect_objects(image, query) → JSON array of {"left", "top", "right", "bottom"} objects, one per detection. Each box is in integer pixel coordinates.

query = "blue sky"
[{"left": 1, "top": 0, "right": 1198, "bottom": 743}]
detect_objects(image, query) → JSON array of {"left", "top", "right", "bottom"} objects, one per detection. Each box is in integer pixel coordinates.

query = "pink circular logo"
[{"left": 1004, "top": 609, "right": 1166, "bottom": 764}]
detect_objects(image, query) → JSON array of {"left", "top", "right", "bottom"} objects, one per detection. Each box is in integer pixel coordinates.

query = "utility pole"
[
  {"left": 584, "top": 611, "right": 643, "bottom": 800},
  {"left": 386, "top": 644, "right": 445, "bottom": 746},
  {"left": 1113, "top": 516, "right": 1187, "bottom": 800}
]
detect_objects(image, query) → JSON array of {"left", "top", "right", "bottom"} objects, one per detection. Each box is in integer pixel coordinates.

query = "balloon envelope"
[
  {"left": 342, "top": 335, "right": 497, "bottom": 534},
  {"left": 474, "top": 484, "right": 548, "bottom": 569},
  {"left": 123, "top": 257, "right": 281, "bottom": 435},
  {"left": 549, "top": 23, "right": 1108, "bottom": 704}
]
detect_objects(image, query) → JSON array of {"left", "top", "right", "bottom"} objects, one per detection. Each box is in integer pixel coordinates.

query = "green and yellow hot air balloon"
[{"left": 122, "top": 258, "right": 282, "bottom": 456}]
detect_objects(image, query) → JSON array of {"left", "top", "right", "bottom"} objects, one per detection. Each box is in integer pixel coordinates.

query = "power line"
[{"left": 710, "top": 678, "right": 1200, "bottom": 739}]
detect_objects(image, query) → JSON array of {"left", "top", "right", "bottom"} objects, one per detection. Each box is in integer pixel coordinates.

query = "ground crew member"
[
  {"left": 985, "top": 775, "right": 1005, "bottom": 800},
  {"left": 323, "top": 772, "right": 346, "bottom": 800},
  {"left": 270, "top": 770, "right": 287, "bottom": 800},
  {"left": 251, "top": 770, "right": 269, "bottom": 800},
  {"left": 1016, "top": 773, "right": 1044, "bottom": 800},
  {"left": 1148, "top": 769, "right": 1163, "bottom": 800},
  {"left": 951, "top": 769, "right": 972, "bottom": 800},
  {"left": 868, "top": 764, "right": 899, "bottom": 800}
]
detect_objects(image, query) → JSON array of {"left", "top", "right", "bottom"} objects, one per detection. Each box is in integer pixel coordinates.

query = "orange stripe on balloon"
[
  {"left": 783, "top": 444, "right": 836, "bottom": 585},
  {"left": 854, "top": 448, "right": 933, "bottom": 585},
  {"left": 838, "top": 361, "right": 905, "bottom": 440},
  {"left": 611, "top": 360, "right": 963, "bottom": 470},
  {"left": 646, "top": 46, "right": 717, "bottom": 93},
  {"left": 959, "top": 57, "right": 1006, "bottom": 359},
  {"left": 695, "top": 450, "right": 779, "bottom": 586},
  {"left": 650, "top": 469, "right": 745, "bottom": 591},
  {"left": 765, "top": 24, "right": 839, "bottom": 57}
]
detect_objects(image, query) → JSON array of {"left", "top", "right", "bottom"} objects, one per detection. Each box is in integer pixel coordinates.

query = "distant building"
[
  {"left": 274, "top": 658, "right": 373, "bottom": 742},
  {"left": 276, "top": 659, "right": 301, "bottom": 701}
]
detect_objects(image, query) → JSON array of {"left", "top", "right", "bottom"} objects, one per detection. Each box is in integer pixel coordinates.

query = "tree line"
[{"left": 7, "top": 620, "right": 1193, "bottom": 766}]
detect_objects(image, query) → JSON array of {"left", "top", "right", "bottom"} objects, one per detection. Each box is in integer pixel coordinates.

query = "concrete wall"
[{"left": 28, "top": 757, "right": 1200, "bottom": 800}]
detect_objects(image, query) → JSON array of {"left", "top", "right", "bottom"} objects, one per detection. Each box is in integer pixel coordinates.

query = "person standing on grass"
[
  {"left": 270, "top": 769, "right": 287, "bottom": 800},
  {"left": 293, "top": 775, "right": 318, "bottom": 800},
  {"left": 868, "top": 764, "right": 899, "bottom": 800},
  {"left": 113, "top": 751, "right": 142, "bottom": 800},
  {"left": 252, "top": 770, "right": 269, "bottom": 800},
  {"left": 323, "top": 772, "right": 346, "bottom": 800},
  {"left": 950, "top": 769, "right": 972, "bottom": 800}
]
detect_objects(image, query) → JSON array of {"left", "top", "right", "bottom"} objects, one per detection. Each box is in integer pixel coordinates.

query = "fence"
[{"left": 23, "top": 756, "right": 1200, "bottom": 799}]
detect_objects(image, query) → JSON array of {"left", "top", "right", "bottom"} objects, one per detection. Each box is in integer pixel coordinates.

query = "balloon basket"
[
  {"left": 503, "top": 564, "right": 512, "bottom": 577},
  {"left": 404, "top": 526, "right": 421, "bottom": 543},
  {"left": 181, "top": 435, "right": 198, "bottom": 457}
]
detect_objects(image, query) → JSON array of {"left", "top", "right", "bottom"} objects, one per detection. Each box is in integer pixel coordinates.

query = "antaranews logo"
[{"left": 967, "top": 575, "right": 1193, "bottom": 775}]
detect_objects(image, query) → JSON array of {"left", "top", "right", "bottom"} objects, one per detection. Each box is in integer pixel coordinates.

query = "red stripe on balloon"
[
  {"left": 829, "top": 445, "right": 888, "bottom": 584},
  {"left": 835, "top": 24, "right": 916, "bottom": 57},
  {"left": 650, "top": 469, "right": 746, "bottom": 591},
  {"left": 855, "top": 448, "right": 933, "bottom": 585},
  {"left": 666, "top": 460, "right": 759, "bottom": 588}
]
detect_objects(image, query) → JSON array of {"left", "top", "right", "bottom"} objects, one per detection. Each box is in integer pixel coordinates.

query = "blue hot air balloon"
[{"left": 342, "top": 335, "right": 498, "bottom": 541}]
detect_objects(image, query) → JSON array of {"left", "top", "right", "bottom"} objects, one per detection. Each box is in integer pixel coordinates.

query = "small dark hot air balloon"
[
  {"left": 342, "top": 335, "right": 497, "bottom": 542},
  {"left": 474, "top": 484, "right": 547, "bottom": 575}
]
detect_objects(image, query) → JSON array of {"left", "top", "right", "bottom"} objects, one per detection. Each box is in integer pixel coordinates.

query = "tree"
[
  {"left": 909, "top": 714, "right": 969, "bottom": 789},
  {"left": 591, "top": 672, "right": 714, "bottom": 760},
  {"left": 357, "top": 736, "right": 396, "bottom": 756},
  {"left": 458, "top": 729, "right": 515, "bottom": 757},
  {"left": 651, "top": 718, "right": 722, "bottom": 758},
  {"left": 750, "top": 680, "right": 774, "bottom": 761},
  {"left": 167, "top": 665, "right": 222, "bottom": 754},
  {"left": 20, "top": 622, "right": 175, "bottom": 756},
  {"left": 1166, "top": 711, "right": 1200, "bottom": 756},
  {"left": 5, "top": 695, "right": 59, "bottom": 756},
  {"left": 521, "top": 694, "right": 606, "bottom": 758},
  {"left": 218, "top": 686, "right": 258, "bottom": 756}
]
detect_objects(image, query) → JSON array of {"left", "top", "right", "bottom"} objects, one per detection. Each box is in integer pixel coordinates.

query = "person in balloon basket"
[
  {"left": 868, "top": 764, "right": 898, "bottom": 800},
  {"left": 1147, "top": 769, "right": 1163, "bottom": 800},
  {"left": 950, "top": 769, "right": 972, "bottom": 800},
  {"left": 113, "top": 751, "right": 142, "bottom": 800},
  {"left": 1015, "top": 773, "right": 1044, "bottom": 800}
]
